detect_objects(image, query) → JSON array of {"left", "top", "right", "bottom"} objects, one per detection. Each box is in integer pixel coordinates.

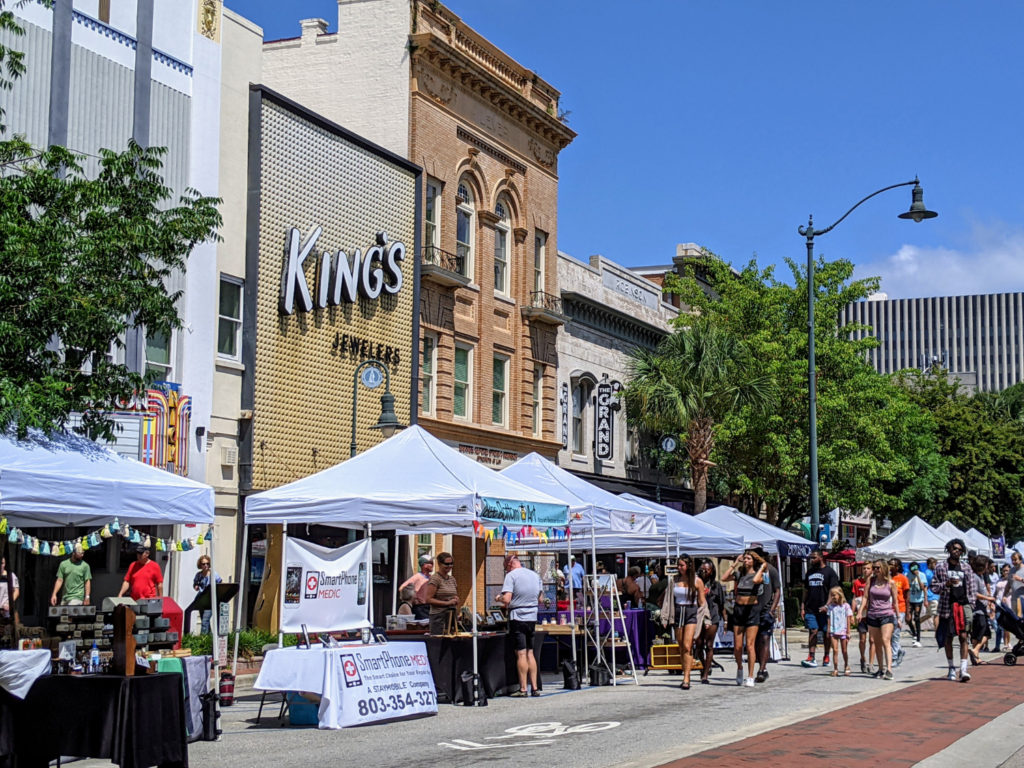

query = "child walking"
[{"left": 826, "top": 586, "right": 853, "bottom": 676}]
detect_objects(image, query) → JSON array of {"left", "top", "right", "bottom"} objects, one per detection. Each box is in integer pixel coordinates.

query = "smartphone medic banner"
[{"left": 282, "top": 537, "right": 371, "bottom": 632}]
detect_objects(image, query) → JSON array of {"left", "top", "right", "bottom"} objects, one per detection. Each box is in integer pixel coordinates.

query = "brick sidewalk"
[{"left": 661, "top": 663, "right": 1024, "bottom": 767}]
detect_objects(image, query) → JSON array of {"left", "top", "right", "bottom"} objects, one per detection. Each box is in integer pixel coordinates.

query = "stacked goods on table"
[
  {"left": 48, "top": 604, "right": 109, "bottom": 652},
  {"left": 128, "top": 597, "right": 180, "bottom": 650}
]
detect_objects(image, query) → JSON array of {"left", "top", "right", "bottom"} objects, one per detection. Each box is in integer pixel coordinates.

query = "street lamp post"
[
  {"left": 350, "top": 358, "right": 406, "bottom": 458},
  {"left": 799, "top": 179, "right": 937, "bottom": 542}
]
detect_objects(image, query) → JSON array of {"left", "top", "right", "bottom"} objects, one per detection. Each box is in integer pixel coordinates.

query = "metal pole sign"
[{"left": 594, "top": 378, "right": 621, "bottom": 460}]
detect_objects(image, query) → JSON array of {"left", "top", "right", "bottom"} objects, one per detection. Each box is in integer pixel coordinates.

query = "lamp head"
[
  {"left": 370, "top": 391, "right": 406, "bottom": 438},
  {"left": 898, "top": 181, "right": 938, "bottom": 223}
]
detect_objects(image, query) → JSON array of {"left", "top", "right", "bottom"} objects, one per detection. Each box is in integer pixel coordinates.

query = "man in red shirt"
[{"left": 118, "top": 546, "right": 163, "bottom": 600}]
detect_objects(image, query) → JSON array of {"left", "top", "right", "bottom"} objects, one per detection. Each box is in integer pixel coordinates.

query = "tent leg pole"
[
  {"left": 392, "top": 535, "right": 399, "bottom": 616},
  {"left": 208, "top": 528, "right": 221, "bottom": 737},
  {"left": 232, "top": 526, "right": 246, "bottom": 679},
  {"left": 471, "top": 531, "right": 479, "bottom": 699},
  {"left": 278, "top": 526, "right": 288, "bottom": 646},
  {"left": 365, "top": 523, "right": 373, "bottom": 629},
  {"left": 568, "top": 534, "right": 576, "bottom": 668}
]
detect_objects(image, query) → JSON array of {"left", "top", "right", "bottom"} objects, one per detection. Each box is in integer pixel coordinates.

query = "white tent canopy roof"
[
  {"left": 694, "top": 505, "right": 814, "bottom": 556},
  {"left": 499, "top": 453, "right": 660, "bottom": 534},
  {"left": 935, "top": 520, "right": 967, "bottom": 542},
  {"left": 244, "top": 426, "right": 567, "bottom": 529},
  {"left": 963, "top": 527, "right": 994, "bottom": 558},
  {"left": 620, "top": 494, "right": 745, "bottom": 555},
  {"left": 0, "top": 429, "right": 214, "bottom": 526},
  {"left": 857, "top": 515, "right": 948, "bottom": 562}
]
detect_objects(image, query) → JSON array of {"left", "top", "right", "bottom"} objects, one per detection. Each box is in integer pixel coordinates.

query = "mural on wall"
[{"left": 141, "top": 383, "right": 192, "bottom": 476}]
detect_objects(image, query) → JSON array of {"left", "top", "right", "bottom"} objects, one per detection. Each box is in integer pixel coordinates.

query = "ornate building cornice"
[
  {"left": 409, "top": 26, "right": 576, "bottom": 150},
  {"left": 562, "top": 293, "right": 669, "bottom": 351}
]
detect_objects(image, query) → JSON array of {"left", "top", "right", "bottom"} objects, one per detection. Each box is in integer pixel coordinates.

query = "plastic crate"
[{"left": 649, "top": 643, "right": 683, "bottom": 670}]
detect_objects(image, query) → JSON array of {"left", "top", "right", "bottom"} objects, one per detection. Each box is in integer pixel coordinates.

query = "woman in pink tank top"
[{"left": 856, "top": 559, "right": 900, "bottom": 679}]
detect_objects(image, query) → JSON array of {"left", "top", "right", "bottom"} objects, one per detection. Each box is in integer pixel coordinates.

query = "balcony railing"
[
  {"left": 420, "top": 246, "right": 470, "bottom": 288},
  {"left": 528, "top": 291, "right": 563, "bottom": 314},
  {"left": 521, "top": 290, "right": 565, "bottom": 325},
  {"left": 422, "top": 245, "right": 465, "bottom": 275}
]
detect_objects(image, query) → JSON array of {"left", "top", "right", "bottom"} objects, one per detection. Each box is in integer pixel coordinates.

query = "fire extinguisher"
[{"left": 219, "top": 671, "right": 235, "bottom": 706}]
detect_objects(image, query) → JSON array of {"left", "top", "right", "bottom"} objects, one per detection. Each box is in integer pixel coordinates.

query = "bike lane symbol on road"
[{"left": 439, "top": 721, "right": 621, "bottom": 751}]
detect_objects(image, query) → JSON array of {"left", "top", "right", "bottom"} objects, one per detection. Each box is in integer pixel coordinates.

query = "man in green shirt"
[{"left": 51, "top": 544, "right": 92, "bottom": 605}]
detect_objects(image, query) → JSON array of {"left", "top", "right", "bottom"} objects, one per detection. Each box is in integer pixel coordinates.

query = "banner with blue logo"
[{"left": 479, "top": 497, "right": 568, "bottom": 527}]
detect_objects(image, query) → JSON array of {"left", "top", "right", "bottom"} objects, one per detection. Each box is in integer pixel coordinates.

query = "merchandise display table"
[
  {"left": 538, "top": 608, "right": 649, "bottom": 668},
  {"left": 255, "top": 643, "right": 438, "bottom": 729},
  {"left": 0, "top": 672, "right": 188, "bottom": 768},
  {"left": 386, "top": 631, "right": 546, "bottom": 703}
]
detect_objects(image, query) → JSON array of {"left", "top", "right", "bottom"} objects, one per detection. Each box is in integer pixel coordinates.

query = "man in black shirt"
[{"left": 801, "top": 548, "right": 839, "bottom": 668}]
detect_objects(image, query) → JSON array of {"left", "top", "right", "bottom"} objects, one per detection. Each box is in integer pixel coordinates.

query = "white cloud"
[{"left": 854, "top": 222, "right": 1024, "bottom": 299}]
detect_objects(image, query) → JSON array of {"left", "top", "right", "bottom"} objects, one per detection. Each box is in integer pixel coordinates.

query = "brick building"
[{"left": 258, "top": 0, "right": 575, "bottom": 613}]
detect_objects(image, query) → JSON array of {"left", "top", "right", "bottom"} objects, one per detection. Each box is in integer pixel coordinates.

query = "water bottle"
[{"left": 89, "top": 641, "right": 100, "bottom": 673}]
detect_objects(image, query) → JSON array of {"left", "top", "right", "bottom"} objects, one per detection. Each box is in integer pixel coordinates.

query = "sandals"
[
  {"left": 844, "top": 667, "right": 852, "bottom": 676},
  {"left": 968, "top": 649, "right": 980, "bottom": 666},
  {"left": 830, "top": 669, "right": 838, "bottom": 677},
  {"left": 680, "top": 681, "right": 691, "bottom": 690}
]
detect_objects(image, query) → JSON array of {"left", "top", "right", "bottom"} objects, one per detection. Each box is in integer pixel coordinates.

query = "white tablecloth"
[
  {"left": 0, "top": 649, "right": 51, "bottom": 699},
  {"left": 255, "top": 644, "right": 437, "bottom": 729}
]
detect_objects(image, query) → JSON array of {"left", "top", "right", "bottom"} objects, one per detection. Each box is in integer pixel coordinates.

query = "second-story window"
[
  {"left": 425, "top": 178, "right": 441, "bottom": 251},
  {"left": 533, "top": 230, "right": 546, "bottom": 295},
  {"left": 454, "top": 343, "right": 472, "bottom": 419},
  {"left": 492, "top": 354, "right": 508, "bottom": 426},
  {"left": 421, "top": 332, "right": 437, "bottom": 416},
  {"left": 494, "top": 199, "right": 510, "bottom": 296},
  {"left": 456, "top": 180, "right": 474, "bottom": 279},
  {"left": 145, "top": 329, "right": 173, "bottom": 382}
]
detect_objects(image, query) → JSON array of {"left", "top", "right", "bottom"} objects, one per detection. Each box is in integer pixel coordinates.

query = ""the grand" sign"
[{"left": 280, "top": 226, "right": 406, "bottom": 315}]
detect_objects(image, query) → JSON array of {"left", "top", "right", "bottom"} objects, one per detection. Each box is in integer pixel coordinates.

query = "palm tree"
[{"left": 623, "top": 318, "right": 775, "bottom": 514}]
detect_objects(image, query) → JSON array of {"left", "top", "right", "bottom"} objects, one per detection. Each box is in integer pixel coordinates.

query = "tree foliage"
[
  {"left": 663, "top": 251, "right": 948, "bottom": 530},
  {"left": 622, "top": 317, "right": 775, "bottom": 514}
]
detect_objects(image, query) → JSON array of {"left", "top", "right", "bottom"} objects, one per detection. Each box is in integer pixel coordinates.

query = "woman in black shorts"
[
  {"left": 723, "top": 550, "right": 768, "bottom": 687},
  {"left": 660, "top": 554, "right": 706, "bottom": 690},
  {"left": 697, "top": 559, "right": 726, "bottom": 684}
]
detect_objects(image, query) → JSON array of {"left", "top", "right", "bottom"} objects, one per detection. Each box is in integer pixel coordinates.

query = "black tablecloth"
[
  {"left": 0, "top": 673, "right": 188, "bottom": 768},
  {"left": 387, "top": 632, "right": 546, "bottom": 703}
]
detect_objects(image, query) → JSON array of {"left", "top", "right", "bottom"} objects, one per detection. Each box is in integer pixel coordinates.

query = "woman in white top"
[{"left": 660, "top": 554, "right": 706, "bottom": 690}]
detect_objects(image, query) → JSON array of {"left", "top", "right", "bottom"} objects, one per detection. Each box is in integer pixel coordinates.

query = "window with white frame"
[
  {"left": 454, "top": 344, "right": 472, "bottom": 419},
  {"left": 456, "top": 179, "right": 474, "bottom": 278},
  {"left": 425, "top": 178, "right": 441, "bottom": 250},
  {"left": 533, "top": 230, "right": 546, "bottom": 294},
  {"left": 531, "top": 365, "right": 543, "bottom": 436},
  {"left": 420, "top": 332, "right": 437, "bottom": 416},
  {"left": 571, "top": 378, "right": 593, "bottom": 454},
  {"left": 492, "top": 354, "right": 509, "bottom": 426},
  {"left": 493, "top": 199, "right": 510, "bottom": 295},
  {"left": 218, "top": 276, "right": 243, "bottom": 361},
  {"left": 145, "top": 329, "right": 173, "bottom": 382},
  {"left": 416, "top": 533, "right": 433, "bottom": 562}
]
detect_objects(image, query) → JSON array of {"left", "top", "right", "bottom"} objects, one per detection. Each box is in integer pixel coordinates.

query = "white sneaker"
[
  {"left": 947, "top": 668, "right": 958, "bottom": 681},
  {"left": 912, "top": 641, "right": 922, "bottom": 648},
  {"left": 736, "top": 670, "right": 744, "bottom": 686},
  {"left": 961, "top": 669, "right": 971, "bottom": 683},
  {"left": 744, "top": 677, "right": 755, "bottom": 687}
]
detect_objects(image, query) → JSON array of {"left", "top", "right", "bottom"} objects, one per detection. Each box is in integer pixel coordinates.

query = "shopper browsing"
[
  {"left": 498, "top": 554, "right": 544, "bottom": 697},
  {"left": 398, "top": 554, "right": 434, "bottom": 620}
]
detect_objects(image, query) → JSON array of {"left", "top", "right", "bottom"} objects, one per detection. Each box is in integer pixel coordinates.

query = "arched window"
[
  {"left": 493, "top": 198, "right": 510, "bottom": 296},
  {"left": 455, "top": 179, "right": 474, "bottom": 278},
  {"left": 571, "top": 377, "right": 593, "bottom": 455}
]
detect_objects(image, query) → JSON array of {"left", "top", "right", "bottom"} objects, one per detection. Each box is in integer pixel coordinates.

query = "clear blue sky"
[{"left": 228, "top": 1, "right": 1024, "bottom": 300}]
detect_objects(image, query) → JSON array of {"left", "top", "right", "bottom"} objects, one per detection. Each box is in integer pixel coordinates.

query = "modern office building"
[{"left": 840, "top": 292, "right": 1024, "bottom": 393}]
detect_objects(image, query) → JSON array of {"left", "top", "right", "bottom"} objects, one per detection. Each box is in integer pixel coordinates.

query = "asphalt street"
[{"left": 70, "top": 636, "right": 1024, "bottom": 768}]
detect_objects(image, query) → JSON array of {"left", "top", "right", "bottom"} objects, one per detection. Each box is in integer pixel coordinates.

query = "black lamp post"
[
  {"left": 350, "top": 359, "right": 406, "bottom": 458},
  {"left": 799, "top": 179, "right": 937, "bottom": 542}
]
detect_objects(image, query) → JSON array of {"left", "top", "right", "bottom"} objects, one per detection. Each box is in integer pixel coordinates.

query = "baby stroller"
[{"left": 996, "top": 602, "right": 1024, "bottom": 666}]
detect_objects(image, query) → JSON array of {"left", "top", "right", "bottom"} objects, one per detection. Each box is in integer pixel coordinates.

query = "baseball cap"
[
  {"left": 135, "top": 545, "right": 150, "bottom": 554},
  {"left": 418, "top": 554, "right": 433, "bottom": 566},
  {"left": 909, "top": 562, "right": 919, "bottom": 571}
]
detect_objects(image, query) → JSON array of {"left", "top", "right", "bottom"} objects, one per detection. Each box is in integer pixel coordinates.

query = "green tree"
[
  {"left": 897, "top": 369, "right": 1024, "bottom": 538},
  {"left": 622, "top": 317, "right": 775, "bottom": 514},
  {"left": 666, "top": 251, "right": 947, "bottom": 529},
  {"left": 0, "top": 8, "right": 221, "bottom": 440}
]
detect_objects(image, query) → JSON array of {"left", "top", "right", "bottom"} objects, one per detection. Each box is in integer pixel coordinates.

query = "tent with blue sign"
[{"left": 695, "top": 505, "right": 814, "bottom": 557}]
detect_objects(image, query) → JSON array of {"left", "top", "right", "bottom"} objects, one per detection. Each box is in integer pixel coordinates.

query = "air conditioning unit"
[{"left": 221, "top": 446, "right": 238, "bottom": 466}]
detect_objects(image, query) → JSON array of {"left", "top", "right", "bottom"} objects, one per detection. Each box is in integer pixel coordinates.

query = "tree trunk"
[{"left": 687, "top": 417, "right": 715, "bottom": 515}]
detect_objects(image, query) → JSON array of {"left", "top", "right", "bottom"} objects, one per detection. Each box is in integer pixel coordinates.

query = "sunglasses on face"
[{"left": 440, "top": 560, "right": 453, "bottom": 567}]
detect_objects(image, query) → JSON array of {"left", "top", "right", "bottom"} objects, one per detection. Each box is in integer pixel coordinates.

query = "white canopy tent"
[
  {"left": 695, "top": 505, "right": 814, "bottom": 557},
  {"left": 0, "top": 429, "right": 220, "bottom": 708},
  {"left": 963, "top": 527, "right": 994, "bottom": 558},
  {"left": 0, "top": 429, "right": 214, "bottom": 526},
  {"left": 620, "top": 494, "right": 745, "bottom": 556},
  {"left": 857, "top": 516, "right": 948, "bottom": 562},
  {"left": 498, "top": 454, "right": 661, "bottom": 680},
  {"left": 243, "top": 426, "right": 570, "bottom": 696}
]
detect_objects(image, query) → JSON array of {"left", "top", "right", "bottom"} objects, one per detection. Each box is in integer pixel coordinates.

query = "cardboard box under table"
[{"left": 254, "top": 643, "right": 438, "bottom": 729}]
